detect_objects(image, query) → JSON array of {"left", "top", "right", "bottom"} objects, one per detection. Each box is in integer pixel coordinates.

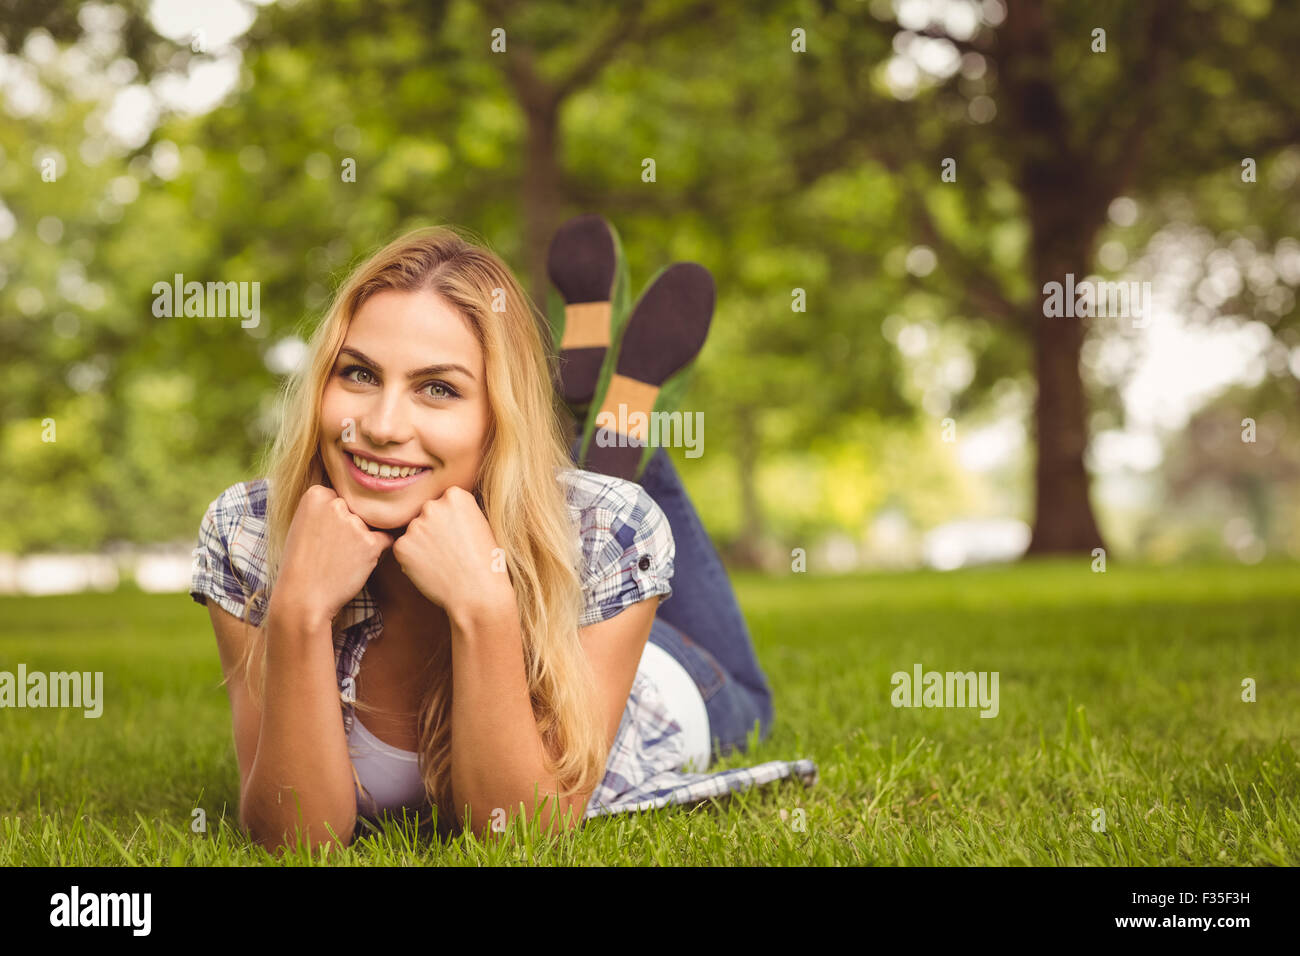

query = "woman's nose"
[{"left": 359, "top": 389, "right": 412, "bottom": 445}]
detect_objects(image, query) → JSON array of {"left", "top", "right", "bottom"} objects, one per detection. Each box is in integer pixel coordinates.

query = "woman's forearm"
[
  {"left": 448, "top": 591, "right": 586, "bottom": 837},
  {"left": 241, "top": 594, "right": 357, "bottom": 853}
]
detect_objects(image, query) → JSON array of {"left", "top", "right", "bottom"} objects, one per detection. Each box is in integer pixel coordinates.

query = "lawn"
[{"left": 1, "top": 558, "right": 1296, "bottom": 866}]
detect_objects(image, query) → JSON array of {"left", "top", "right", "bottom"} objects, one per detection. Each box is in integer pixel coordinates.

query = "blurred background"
[{"left": 2, "top": 0, "right": 1299, "bottom": 595}]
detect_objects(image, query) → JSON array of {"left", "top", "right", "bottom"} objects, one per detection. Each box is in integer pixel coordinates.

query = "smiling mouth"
[{"left": 347, "top": 452, "right": 430, "bottom": 480}]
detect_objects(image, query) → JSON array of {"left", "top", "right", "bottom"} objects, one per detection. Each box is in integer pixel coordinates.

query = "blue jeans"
[{"left": 570, "top": 439, "right": 775, "bottom": 766}]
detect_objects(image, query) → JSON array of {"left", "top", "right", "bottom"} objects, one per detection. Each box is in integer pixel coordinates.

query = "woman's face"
[{"left": 318, "top": 287, "right": 490, "bottom": 531}]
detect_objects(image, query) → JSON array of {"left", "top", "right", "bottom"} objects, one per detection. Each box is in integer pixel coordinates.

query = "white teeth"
[{"left": 351, "top": 454, "right": 425, "bottom": 479}]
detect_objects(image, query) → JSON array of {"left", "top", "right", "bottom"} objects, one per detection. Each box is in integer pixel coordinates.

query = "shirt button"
[{"left": 638, "top": 555, "right": 651, "bottom": 571}]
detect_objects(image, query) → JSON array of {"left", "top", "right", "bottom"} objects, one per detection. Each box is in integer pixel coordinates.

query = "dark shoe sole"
[
  {"left": 581, "top": 262, "right": 715, "bottom": 480},
  {"left": 546, "top": 214, "right": 618, "bottom": 406},
  {"left": 611, "top": 262, "right": 714, "bottom": 386}
]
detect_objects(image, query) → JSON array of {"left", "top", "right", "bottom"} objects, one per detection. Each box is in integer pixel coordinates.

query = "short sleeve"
[
  {"left": 189, "top": 484, "right": 270, "bottom": 627},
  {"left": 579, "top": 481, "right": 675, "bottom": 628}
]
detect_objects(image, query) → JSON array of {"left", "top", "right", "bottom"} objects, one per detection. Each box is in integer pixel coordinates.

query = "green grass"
[{"left": 1, "top": 558, "right": 1297, "bottom": 865}]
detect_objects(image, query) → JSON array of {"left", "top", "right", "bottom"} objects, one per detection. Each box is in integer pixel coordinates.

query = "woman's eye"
[
  {"left": 340, "top": 365, "right": 456, "bottom": 399},
  {"left": 342, "top": 365, "right": 375, "bottom": 385},
  {"left": 425, "top": 381, "right": 459, "bottom": 399}
]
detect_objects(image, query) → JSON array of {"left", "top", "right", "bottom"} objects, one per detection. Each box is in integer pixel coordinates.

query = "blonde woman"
[{"left": 189, "top": 222, "right": 794, "bottom": 853}]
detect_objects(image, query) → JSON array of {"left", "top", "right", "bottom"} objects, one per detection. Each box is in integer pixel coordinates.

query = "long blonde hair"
[{"left": 234, "top": 225, "right": 602, "bottom": 837}]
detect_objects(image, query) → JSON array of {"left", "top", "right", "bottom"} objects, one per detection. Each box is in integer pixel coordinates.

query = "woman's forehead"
[{"left": 346, "top": 289, "right": 482, "bottom": 371}]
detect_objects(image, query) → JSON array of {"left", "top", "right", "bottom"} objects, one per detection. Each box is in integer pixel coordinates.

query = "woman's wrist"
[
  {"left": 267, "top": 586, "right": 333, "bottom": 639},
  {"left": 446, "top": 579, "right": 519, "bottom": 638}
]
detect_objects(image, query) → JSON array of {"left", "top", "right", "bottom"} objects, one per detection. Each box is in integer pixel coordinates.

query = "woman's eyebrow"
[{"left": 339, "top": 346, "right": 476, "bottom": 381}]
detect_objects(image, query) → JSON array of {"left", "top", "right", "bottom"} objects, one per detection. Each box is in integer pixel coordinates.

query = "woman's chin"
[
  {"left": 362, "top": 514, "right": 413, "bottom": 534},
  {"left": 341, "top": 499, "right": 414, "bottom": 533}
]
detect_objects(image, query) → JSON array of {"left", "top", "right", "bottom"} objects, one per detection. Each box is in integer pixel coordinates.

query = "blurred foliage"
[{"left": 1, "top": 0, "right": 1298, "bottom": 563}]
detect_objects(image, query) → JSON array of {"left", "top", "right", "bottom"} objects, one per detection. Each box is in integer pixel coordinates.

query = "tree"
[{"left": 834, "top": 0, "right": 1300, "bottom": 554}]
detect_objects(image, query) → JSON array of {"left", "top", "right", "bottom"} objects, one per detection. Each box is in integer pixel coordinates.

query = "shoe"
[
  {"left": 545, "top": 214, "right": 630, "bottom": 411},
  {"left": 580, "top": 262, "right": 715, "bottom": 481}
]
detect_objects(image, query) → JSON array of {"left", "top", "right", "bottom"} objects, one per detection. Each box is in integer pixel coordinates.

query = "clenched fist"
[
  {"left": 273, "top": 483, "right": 396, "bottom": 629},
  {"left": 391, "top": 485, "right": 517, "bottom": 627}
]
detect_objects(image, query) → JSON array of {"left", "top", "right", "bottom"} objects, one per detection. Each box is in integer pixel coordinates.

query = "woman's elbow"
[{"left": 239, "top": 798, "right": 357, "bottom": 855}]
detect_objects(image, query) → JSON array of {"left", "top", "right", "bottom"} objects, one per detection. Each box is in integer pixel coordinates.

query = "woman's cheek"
[{"left": 320, "top": 386, "right": 350, "bottom": 434}]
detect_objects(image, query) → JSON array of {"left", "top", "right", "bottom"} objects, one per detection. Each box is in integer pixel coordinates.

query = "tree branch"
[
  {"left": 551, "top": 5, "right": 648, "bottom": 103},
  {"left": 553, "top": 0, "right": 721, "bottom": 104},
  {"left": 906, "top": 188, "right": 1023, "bottom": 325},
  {"left": 483, "top": 0, "right": 720, "bottom": 113},
  {"left": 478, "top": 0, "right": 555, "bottom": 114},
  {"left": 1089, "top": 0, "right": 1181, "bottom": 201}
]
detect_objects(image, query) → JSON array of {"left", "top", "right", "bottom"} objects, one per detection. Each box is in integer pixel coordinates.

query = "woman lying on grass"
[{"left": 190, "top": 221, "right": 793, "bottom": 854}]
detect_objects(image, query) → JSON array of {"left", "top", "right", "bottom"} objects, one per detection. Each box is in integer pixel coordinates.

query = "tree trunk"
[
  {"left": 1025, "top": 248, "right": 1107, "bottom": 555},
  {"left": 1002, "top": 0, "right": 1109, "bottom": 557},
  {"left": 520, "top": 99, "right": 562, "bottom": 315}
]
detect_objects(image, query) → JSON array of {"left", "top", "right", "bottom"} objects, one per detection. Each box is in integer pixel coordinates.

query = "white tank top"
[
  {"left": 347, "top": 642, "right": 711, "bottom": 816},
  {"left": 348, "top": 715, "right": 427, "bottom": 814}
]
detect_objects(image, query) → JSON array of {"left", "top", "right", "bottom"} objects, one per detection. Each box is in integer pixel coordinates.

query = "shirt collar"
[{"left": 335, "top": 583, "right": 382, "bottom": 637}]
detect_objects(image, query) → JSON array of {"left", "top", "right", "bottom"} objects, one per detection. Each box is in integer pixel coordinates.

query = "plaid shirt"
[{"left": 190, "top": 471, "right": 817, "bottom": 821}]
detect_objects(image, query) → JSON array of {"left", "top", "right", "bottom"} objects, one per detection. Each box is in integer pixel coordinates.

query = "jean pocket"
[{"left": 647, "top": 617, "right": 727, "bottom": 703}]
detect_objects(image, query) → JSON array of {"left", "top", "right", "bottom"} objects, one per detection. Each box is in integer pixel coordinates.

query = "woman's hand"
[
  {"left": 273, "top": 484, "right": 396, "bottom": 629},
  {"left": 391, "top": 485, "right": 516, "bottom": 626}
]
